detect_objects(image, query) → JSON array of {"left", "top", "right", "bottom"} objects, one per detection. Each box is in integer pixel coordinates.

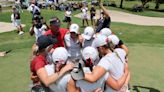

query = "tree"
[
  {"left": 141, "top": 0, "right": 151, "bottom": 7},
  {"left": 120, "top": 0, "right": 124, "bottom": 8},
  {"left": 155, "top": 0, "right": 159, "bottom": 9}
]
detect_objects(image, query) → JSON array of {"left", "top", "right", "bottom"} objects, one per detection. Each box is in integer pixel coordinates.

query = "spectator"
[
  {"left": 90, "top": 5, "right": 96, "bottom": 26},
  {"left": 29, "top": 15, "right": 48, "bottom": 40},
  {"left": 64, "top": 7, "right": 72, "bottom": 29},
  {"left": 11, "top": 6, "right": 24, "bottom": 35},
  {"left": 30, "top": 35, "right": 74, "bottom": 92},
  {"left": 81, "top": 4, "right": 89, "bottom": 27},
  {"left": 27, "top": 4, "right": 40, "bottom": 18},
  {"left": 44, "top": 17, "right": 69, "bottom": 49},
  {"left": 48, "top": 0, "right": 54, "bottom": 9},
  {"left": 15, "top": 0, "right": 23, "bottom": 13},
  {"left": 96, "top": 1, "right": 111, "bottom": 33}
]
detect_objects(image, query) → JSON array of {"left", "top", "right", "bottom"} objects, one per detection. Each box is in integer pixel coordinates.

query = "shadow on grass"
[{"left": 133, "top": 85, "right": 160, "bottom": 92}]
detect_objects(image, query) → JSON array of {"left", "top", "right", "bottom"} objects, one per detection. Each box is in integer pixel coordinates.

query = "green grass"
[
  {"left": 0, "top": 9, "right": 164, "bottom": 92},
  {"left": 128, "top": 44, "right": 164, "bottom": 92}
]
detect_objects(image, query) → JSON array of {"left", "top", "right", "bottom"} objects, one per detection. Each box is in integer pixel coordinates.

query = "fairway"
[{"left": 0, "top": 7, "right": 164, "bottom": 92}]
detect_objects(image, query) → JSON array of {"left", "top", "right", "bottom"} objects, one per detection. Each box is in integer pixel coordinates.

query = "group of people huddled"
[{"left": 29, "top": 0, "right": 130, "bottom": 92}]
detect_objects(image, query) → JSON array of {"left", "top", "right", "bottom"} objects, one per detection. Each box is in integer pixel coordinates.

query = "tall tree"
[{"left": 120, "top": 0, "right": 124, "bottom": 8}]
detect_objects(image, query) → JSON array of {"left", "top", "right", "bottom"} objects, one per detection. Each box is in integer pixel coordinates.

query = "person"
[
  {"left": 99, "top": 28, "right": 112, "bottom": 37},
  {"left": 107, "top": 34, "right": 129, "bottom": 54},
  {"left": 44, "top": 17, "right": 69, "bottom": 49},
  {"left": 64, "top": 24, "right": 82, "bottom": 61},
  {"left": 44, "top": 47, "right": 74, "bottom": 92},
  {"left": 27, "top": 4, "right": 40, "bottom": 18},
  {"left": 90, "top": 5, "right": 96, "bottom": 26},
  {"left": 113, "top": 48, "right": 131, "bottom": 92},
  {"left": 68, "top": 46, "right": 108, "bottom": 92},
  {"left": 85, "top": 35, "right": 129, "bottom": 91},
  {"left": 29, "top": 15, "right": 48, "bottom": 40},
  {"left": 81, "top": 26, "right": 95, "bottom": 48},
  {"left": 81, "top": 4, "right": 89, "bottom": 27},
  {"left": 48, "top": 0, "right": 54, "bottom": 10},
  {"left": 30, "top": 35, "right": 74, "bottom": 92},
  {"left": 68, "top": 46, "right": 130, "bottom": 92},
  {"left": 11, "top": 6, "right": 24, "bottom": 35},
  {"left": 96, "top": 0, "right": 111, "bottom": 33},
  {"left": 64, "top": 7, "right": 72, "bottom": 29},
  {"left": 15, "top": 0, "right": 23, "bottom": 13}
]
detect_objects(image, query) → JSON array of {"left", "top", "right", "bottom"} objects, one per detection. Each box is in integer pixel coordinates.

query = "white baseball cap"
[
  {"left": 52, "top": 47, "right": 68, "bottom": 64},
  {"left": 82, "top": 46, "right": 98, "bottom": 63},
  {"left": 100, "top": 28, "right": 112, "bottom": 37},
  {"left": 92, "top": 35, "right": 107, "bottom": 48},
  {"left": 69, "top": 24, "right": 79, "bottom": 34},
  {"left": 107, "top": 34, "right": 119, "bottom": 45},
  {"left": 82, "top": 26, "right": 94, "bottom": 40},
  {"left": 114, "top": 48, "right": 126, "bottom": 63}
]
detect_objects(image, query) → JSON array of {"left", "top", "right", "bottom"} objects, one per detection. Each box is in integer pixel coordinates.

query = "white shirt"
[
  {"left": 76, "top": 67, "right": 109, "bottom": 92},
  {"left": 65, "top": 11, "right": 72, "bottom": 17},
  {"left": 44, "top": 64, "right": 71, "bottom": 92},
  {"left": 64, "top": 34, "right": 82, "bottom": 60},
  {"left": 27, "top": 5, "right": 40, "bottom": 13},
  {"left": 30, "top": 25, "right": 47, "bottom": 40},
  {"left": 98, "top": 52, "right": 125, "bottom": 92},
  {"left": 81, "top": 7, "right": 88, "bottom": 15}
]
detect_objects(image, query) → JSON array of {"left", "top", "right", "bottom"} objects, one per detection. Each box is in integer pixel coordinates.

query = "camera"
[{"left": 33, "top": 15, "right": 43, "bottom": 29}]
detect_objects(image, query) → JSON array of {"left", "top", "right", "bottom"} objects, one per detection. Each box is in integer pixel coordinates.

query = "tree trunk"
[
  {"left": 155, "top": 0, "right": 160, "bottom": 9},
  {"left": 120, "top": 0, "right": 124, "bottom": 8}
]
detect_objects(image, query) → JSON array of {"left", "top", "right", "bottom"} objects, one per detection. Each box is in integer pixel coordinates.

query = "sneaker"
[{"left": 18, "top": 31, "right": 24, "bottom": 35}]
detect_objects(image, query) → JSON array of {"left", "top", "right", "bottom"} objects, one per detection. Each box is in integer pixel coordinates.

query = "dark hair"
[
  {"left": 65, "top": 7, "right": 69, "bottom": 11},
  {"left": 49, "top": 16, "right": 60, "bottom": 26},
  {"left": 102, "top": 44, "right": 113, "bottom": 52}
]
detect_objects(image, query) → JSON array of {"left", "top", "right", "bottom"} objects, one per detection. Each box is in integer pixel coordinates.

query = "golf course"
[{"left": 0, "top": 1, "right": 164, "bottom": 91}]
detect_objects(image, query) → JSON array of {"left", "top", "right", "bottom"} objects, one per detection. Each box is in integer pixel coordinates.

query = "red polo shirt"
[{"left": 44, "top": 28, "right": 69, "bottom": 49}]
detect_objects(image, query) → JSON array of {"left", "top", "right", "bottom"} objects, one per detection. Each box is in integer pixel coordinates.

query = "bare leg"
[
  {"left": 85, "top": 19, "right": 89, "bottom": 26},
  {"left": 91, "top": 19, "right": 93, "bottom": 26},
  {"left": 67, "top": 22, "right": 71, "bottom": 29},
  {"left": 82, "top": 19, "right": 85, "bottom": 27}
]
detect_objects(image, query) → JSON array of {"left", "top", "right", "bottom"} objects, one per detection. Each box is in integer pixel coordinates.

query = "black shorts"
[
  {"left": 91, "top": 15, "right": 95, "bottom": 20},
  {"left": 66, "top": 17, "right": 71, "bottom": 22}
]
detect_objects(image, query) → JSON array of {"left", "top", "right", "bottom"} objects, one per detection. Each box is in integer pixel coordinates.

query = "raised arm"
[{"left": 99, "top": 0, "right": 110, "bottom": 18}]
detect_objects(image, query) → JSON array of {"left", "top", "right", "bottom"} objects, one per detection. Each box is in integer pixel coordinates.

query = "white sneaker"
[{"left": 18, "top": 31, "right": 24, "bottom": 35}]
